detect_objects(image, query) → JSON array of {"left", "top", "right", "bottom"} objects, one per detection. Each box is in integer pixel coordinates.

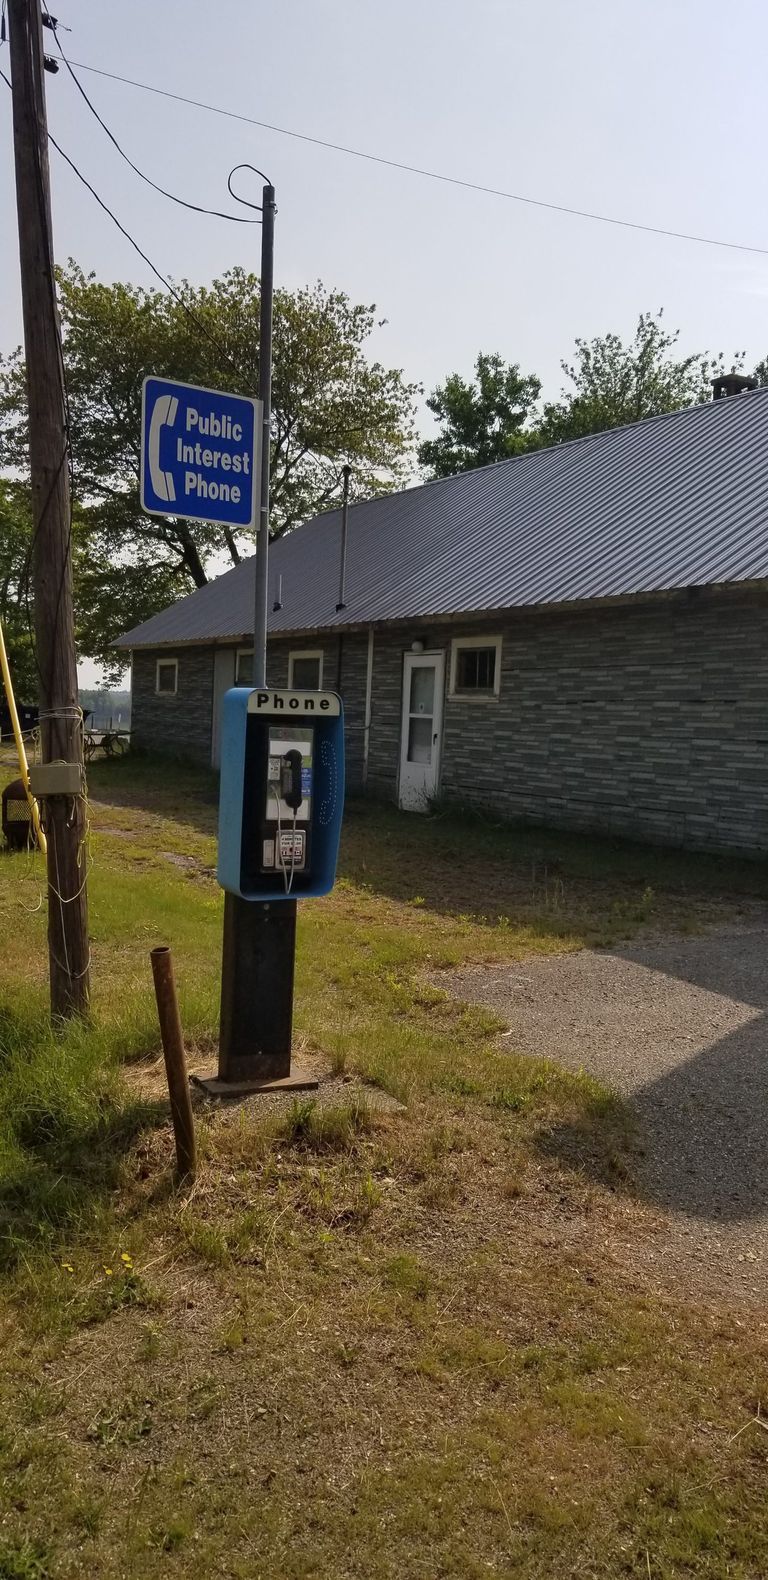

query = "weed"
[
  {"left": 439, "top": 1072, "right": 480, "bottom": 1098},
  {"left": 501, "top": 1170, "right": 524, "bottom": 1200},
  {"left": 329, "top": 1045, "right": 348, "bottom": 1076},
  {"left": 382, "top": 1253, "right": 431, "bottom": 1300},
  {"left": 185, "top": 1375, "right": 221, "bottom": 1423},
  {"left": 148, "top": 1517, "right": 190, "bottom": 1553},
  {"left": 491, "top": 1086, "right": 530, "bottom": 1113},
  {"left": 0, "top": 1539, "right": 50, "bottom": 1580},
  {"left": 354, "top": 1172, "right": 382, "bottom": 1222},
  {"left": 418, "top": 1173, "right": 460, "bottom": 1210},
  {"left": 138, "top": 1324, "right": 162, "bottom": 1363},
  {"left": 87, "top": 1395, "right": 153, "bottom": 1448},
  {"left": 278, "top": 1097, "right": 374, "bottom": 1153},
  {"left": 65, "top": 1494, "right": 103, "bottom": 1536},
  {"left": 181, "top": 1219, "right": 230, "bottom": 1266},
  {"left": 216, "top": 1314, "right": 247, "bottom": 1353}
]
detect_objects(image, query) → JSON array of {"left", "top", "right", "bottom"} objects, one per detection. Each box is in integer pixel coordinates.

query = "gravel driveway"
[{"left": 443, "top": 925, "right": 768, "bottom": 1302}]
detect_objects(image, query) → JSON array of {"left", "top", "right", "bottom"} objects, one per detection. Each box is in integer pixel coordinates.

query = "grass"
[{"left": 0, "top": 755, "right": 768, "bottom": 1574}]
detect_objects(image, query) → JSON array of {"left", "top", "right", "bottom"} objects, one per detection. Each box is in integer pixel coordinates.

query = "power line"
[
  {"left": 63, "top": 55, "right": 768, "bottom": 260},
  {"left": 50, "top": 26, "right": 261, "bottom": 225},
  {"left": 0, "top": 65, "right": 243, "bottom": 375}
]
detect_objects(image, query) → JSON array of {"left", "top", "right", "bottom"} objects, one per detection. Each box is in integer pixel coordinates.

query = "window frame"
[
  {"left": 448, "top": 635, "right": 502, "bottom": 701},
  {"left": 155, "top": 657, "right": 178, "bottom": 696},
  {"left": 288, "top": 648, "right": 324, "bottom": 690},
  {"left": 235, "top": 647, "right": 254, "bottom": 685}
]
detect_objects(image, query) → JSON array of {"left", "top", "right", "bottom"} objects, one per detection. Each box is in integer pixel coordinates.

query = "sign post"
[{"left": 140, "top": 186, "right": 327, "bottom": 1095}]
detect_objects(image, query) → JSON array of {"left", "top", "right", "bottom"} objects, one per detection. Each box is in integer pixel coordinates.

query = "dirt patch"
[
  {"left": 127, "top": 1044, "right": 405, "bottom": 1119},
  {"left": 160, "top": 851, "right": 216, "bottom": 879}
]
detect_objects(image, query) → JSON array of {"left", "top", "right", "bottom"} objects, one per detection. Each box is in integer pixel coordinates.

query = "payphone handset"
[
  {"left": 217, "top": 687, "right": 344, "bottom": 901},
  {"left": 263, "top": 730, "right": 312, "bottom": 890}
]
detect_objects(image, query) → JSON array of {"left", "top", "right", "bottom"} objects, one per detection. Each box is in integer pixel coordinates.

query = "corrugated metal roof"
[{"left": 117, "top": 389, "right": 768, "bottom": 649}]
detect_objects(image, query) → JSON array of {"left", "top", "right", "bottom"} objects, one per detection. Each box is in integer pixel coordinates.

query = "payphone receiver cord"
[
  {"left": 275, "top": 798, "right": 289, "bottom": 894},
  {"left": 289, "top": 808, "right": 298, "bottom": 892},
  {"left": 275, "top": 798, "right": 297, "bottom": 896}
]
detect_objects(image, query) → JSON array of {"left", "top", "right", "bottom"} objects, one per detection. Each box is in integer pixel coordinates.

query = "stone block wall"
[
  {"left": 363, "top": 595, "right": 768, "bottom": 854},
  {"left": 129, "top": 592, "right": 768, "bottom": 853},
  {"left": 438, "top": 598, "right": 768, "bottom": 852},
  {"left": 131, "top": 633, "right": 370, "bottom": 791},
  {"left": 131, "top": 646, "right": 215, "bottom": 765}
]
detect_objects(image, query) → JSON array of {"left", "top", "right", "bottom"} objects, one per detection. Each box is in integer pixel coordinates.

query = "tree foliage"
[
  {"left": 0, "top": 263, "right": 418, "bottom": 668},
  {"left": 539, "top": 311, "right": 731, "bottom": 444},
  {"left": 418, "top": 353, "right": 541, "bottom": 477},
  {"left": 0, "top": 479, "right": 37, "bottom": 701},
  {"left": 420, "top": 313, "right": 752, "bottom": 480}
]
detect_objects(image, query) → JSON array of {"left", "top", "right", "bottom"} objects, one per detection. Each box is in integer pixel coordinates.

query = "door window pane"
[
  {"left": 410, "top": 664, "right": 435, "bottom": 715},
  {"left": 407, "top": 716, "right": 432, "bottom": 763},
  {"left": 291, "top": 655, "right": 321, "bottom": 689}
]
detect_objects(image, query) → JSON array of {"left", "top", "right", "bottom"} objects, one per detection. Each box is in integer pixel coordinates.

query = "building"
[{"left": 117, "top": 383, "right": 768, "bottom": 854}]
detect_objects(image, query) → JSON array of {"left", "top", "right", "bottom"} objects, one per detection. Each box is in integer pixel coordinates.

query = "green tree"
[
  {"left": 539, "top": 311, "right": 732, "bottom": 444},
  {"left": 418, "top": 353, "right": 541, "bottom": 478},
  {"left": 0, "top": 479, "right": 37, "bottom": 701},
  {"left": 0, "top": 263, "right": 418, "bottom": 666},
  {"left": 0, "top": 480, "right": 158, "bottom": 691}
]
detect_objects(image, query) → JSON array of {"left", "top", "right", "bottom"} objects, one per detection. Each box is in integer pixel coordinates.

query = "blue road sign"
[{"left": 141, "top": 376, "right": 261, "bottom": 530}]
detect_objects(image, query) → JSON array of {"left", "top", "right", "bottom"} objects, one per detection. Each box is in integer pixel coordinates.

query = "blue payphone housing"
[{"left": 217, "top": 687, "right": 344, "bottom": 900}]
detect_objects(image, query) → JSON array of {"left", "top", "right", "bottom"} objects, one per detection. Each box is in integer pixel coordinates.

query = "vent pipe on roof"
[
  {"left": 712, "top": 368, "right": 758, "bottom": 400},
  {"left": 336, "top": 464, "right": 351, "bottom": 612},
  {"left": 272, "top": 573, "right": 283, "bottom": 612}
]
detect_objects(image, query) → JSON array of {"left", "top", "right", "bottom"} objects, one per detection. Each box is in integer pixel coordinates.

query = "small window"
[
  {"left": 449, "top": 636, "right": 501, "bottom": 698},
  {"left": 236, "top": 648, "right": 253, "bottom": 685},
  {"left": 155, "top": 657, "right": 178, "bottom": 696},
  {"left": 289, "top": 649, "right": 323, "bottom": 690}
]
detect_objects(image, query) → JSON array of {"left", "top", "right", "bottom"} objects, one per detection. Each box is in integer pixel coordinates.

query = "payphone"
[{"left": 217, "top": 687, "right": 344, "bottom": 900}]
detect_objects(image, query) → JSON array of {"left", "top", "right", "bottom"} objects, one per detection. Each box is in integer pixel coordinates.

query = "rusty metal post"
[{"left": 150, "top": 946, "right": 197, "bottom": 1182}]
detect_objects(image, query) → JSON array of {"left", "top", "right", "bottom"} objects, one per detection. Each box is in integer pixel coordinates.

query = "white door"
[
  {"left": 399, "top": 652, "right": 445, "bottom": 811},
  {"left": 211, "top": 648, "right": 236, "bottom": 767}
]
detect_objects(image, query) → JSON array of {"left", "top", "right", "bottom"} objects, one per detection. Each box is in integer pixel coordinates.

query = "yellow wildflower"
[{"left": 61, "top": 1262, "right": 74, "bottom": 1274}]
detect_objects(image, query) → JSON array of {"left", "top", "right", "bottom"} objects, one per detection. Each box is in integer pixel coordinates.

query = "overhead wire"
[
  {"left": 50, "top": 24, "right": 261, "bottom": 224},
  {"left": 0, "top": 64, "right": 247, "bottom": 379},
  {"left": 0, "top": 47, "right": 238, "bottom": 974},
  {"left": 59, "top": 53, "right": 768, "bottom": 260}
]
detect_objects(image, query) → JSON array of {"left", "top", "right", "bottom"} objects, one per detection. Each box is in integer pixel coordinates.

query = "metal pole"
[
  {"left": 214, "top": 181, "right": 314, "bottom": 1096},
  {"left": 253, "top": 184, "right": 275, "bottom": 689},
  {"left": 336, "top": 463, "right": 351, "bottom": 611}
]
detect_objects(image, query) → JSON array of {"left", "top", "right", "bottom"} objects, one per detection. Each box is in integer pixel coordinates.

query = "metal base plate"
[{"left": 191, "top": 1068, "right": 319, "bottom": 1098}]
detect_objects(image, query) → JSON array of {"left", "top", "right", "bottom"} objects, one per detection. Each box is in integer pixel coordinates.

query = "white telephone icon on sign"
[{"left": 148, "top": 392, "right": 178, "bottom": 503}]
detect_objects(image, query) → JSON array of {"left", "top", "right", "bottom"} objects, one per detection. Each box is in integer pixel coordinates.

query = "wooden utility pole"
[{"left": 7, "top": 0, "right": 90, "bottom": 1016}]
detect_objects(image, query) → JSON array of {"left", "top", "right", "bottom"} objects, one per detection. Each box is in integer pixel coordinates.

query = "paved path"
[{"left": 444, "top": 926, "right": 768, "bottom": 1302}]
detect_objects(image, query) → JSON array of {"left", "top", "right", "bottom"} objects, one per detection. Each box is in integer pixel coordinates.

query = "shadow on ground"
[
  {"left": 87, "top": 757, "right": 218, "bottom": 836},
  {"left": 0, "top": 999, "right": 167, "bottom": 1267},
  {"left": 456, "top": 927, "right": 768, "bottom": 1224},
  {"left": 0, "top": 1095, "right": 167, "bottom": 1269}
]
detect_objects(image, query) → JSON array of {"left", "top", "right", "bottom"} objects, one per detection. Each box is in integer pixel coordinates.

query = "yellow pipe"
[{"left": 0, "top": 616, "right": 47, "bottom": 855}]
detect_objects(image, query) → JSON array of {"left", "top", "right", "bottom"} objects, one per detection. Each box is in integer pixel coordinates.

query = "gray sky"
[{"left": 2, "top": 0, "right": 768, "bottom": 683}]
